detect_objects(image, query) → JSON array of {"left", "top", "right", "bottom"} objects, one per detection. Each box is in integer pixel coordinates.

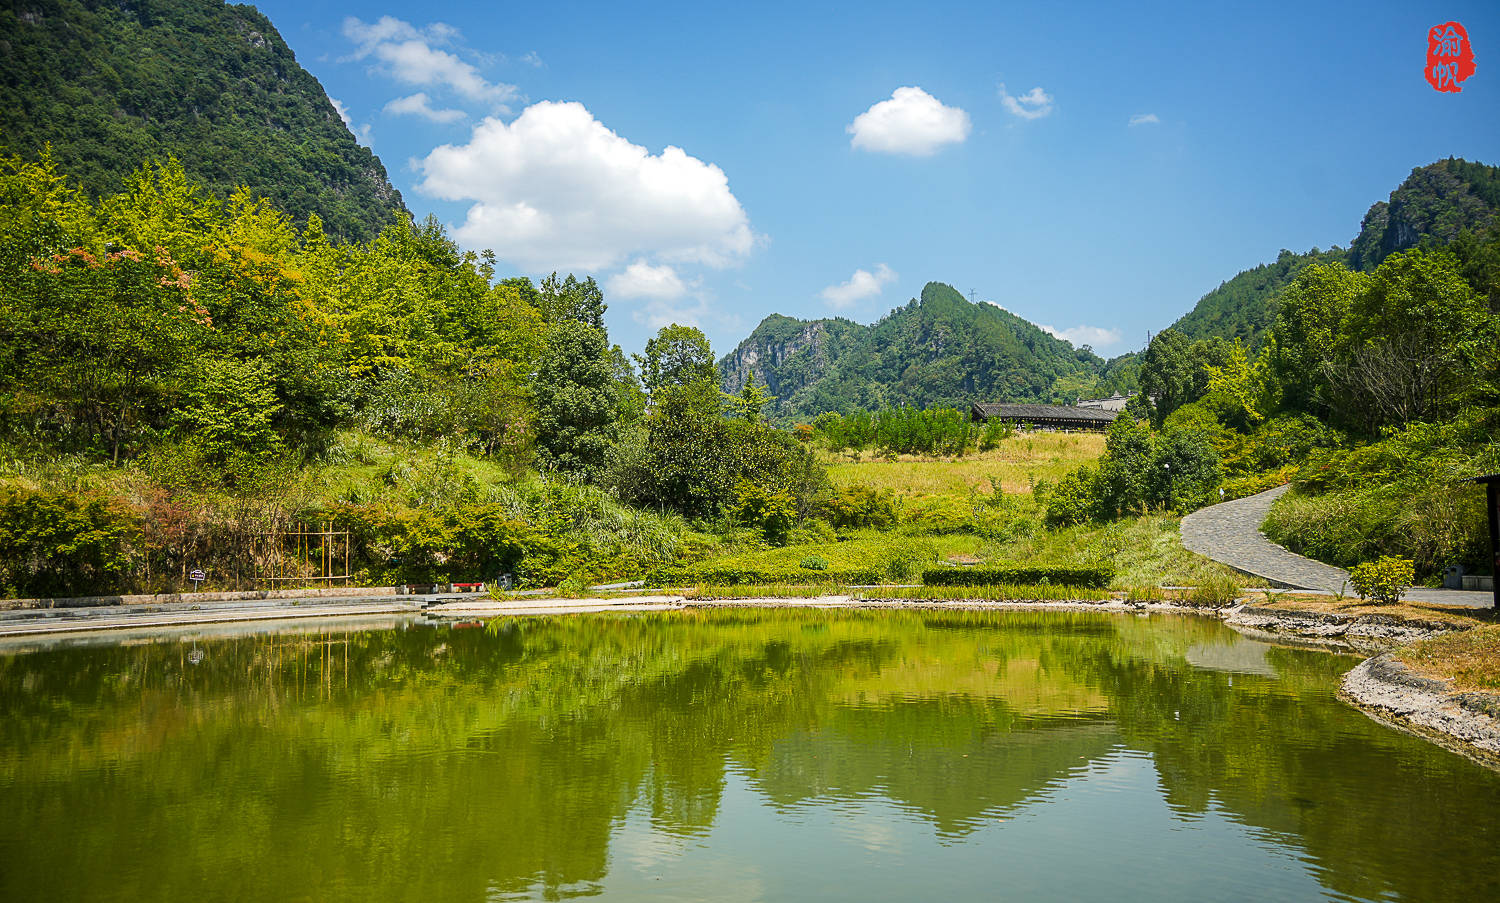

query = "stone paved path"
[{"left": 1180, "top": 484, "right": 1493, "bottom": 608}]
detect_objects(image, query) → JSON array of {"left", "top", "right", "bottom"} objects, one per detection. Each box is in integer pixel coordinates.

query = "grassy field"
[
  {"left": 824, "top": 432, "right": 1104, "bottom": 497},
  {"left": 691, "top": 431, "right": 1245, "bottom": 591}
]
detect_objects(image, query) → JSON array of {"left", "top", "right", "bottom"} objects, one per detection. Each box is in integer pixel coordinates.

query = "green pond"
[{"left": 2, "top": 609, "right": 1499, "bottom": 902}]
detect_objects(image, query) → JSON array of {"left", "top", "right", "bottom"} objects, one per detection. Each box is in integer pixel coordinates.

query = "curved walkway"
[{"left": 1180, "top": 485, "right": 1493, "bottom": 608}]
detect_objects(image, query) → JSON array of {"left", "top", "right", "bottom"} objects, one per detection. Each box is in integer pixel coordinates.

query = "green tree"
[
  {"left": 1266, "top": 262, "right": 1368, "bottom": 416},
  {"left": 175, "top": 358, "right": 283, "bottom": 463},
  {"left": 610, "top": 345, "right": 648, "bottom": 423},
  {"left": 732, "top": 379, "right": 775, "bottom": 423},
  {"left": 1137, "top": 329, "right": 1196, "bottom": 425},
  {"left": 1094, "top": 414, "right": 1154, "bottom": 518},
  {"left": 538, "top": 273, "right": 607, "bottom": 330},
  {"left": 1149, "top": 427, "right": 1221, "bottom": 513},
  {"left": 1329, "top": 250, "right": 1496, "bottom": 431},
  {"left": 1200, "top": 340, "right": 1264, "bottom": 430},
  {"left": 534, "top": 320, "right": 619, "bottom": 476},
  {"left": 635, "top": 324, "right": 716, "bottom": 397}
]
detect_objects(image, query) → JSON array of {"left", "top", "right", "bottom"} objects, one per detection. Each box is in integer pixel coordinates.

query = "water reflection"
[{"left": 1, "top": 610, "right": 1498, "bottom": 901}]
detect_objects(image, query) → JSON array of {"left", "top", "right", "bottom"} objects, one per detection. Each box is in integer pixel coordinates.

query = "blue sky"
[{"left": 257, "top": 0, "right": 1500, "bottom": 359}]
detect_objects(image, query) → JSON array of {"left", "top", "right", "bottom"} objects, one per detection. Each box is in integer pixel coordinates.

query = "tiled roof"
[{"left": 971, "top": 402, "right": 1119, "bottom": 422}]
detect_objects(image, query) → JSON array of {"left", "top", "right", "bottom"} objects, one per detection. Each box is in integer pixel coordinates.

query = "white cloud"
[
  {"left": 607, "top": 260, "right": 692, "bottom": 300},
  {"left": 847, "top": 87, "right": 971, "bottom": 156},
  {"left": 521, "top": 51, "right": 544, "bottom": 68},
  {"left": 820, "top": 264, "right": 897, "bottom": 308},
  {"left": 418, "top": 101, "right": 756, "bottom": 273},
  {"left": 343, "top": 16, "right": 516, "bottom": 106},
  {"left": 999, "top": 83, "right": 1053, "bottom": 120},
  {"left": 632, "top": 297, "right": 711, "bottom": 331},
  {"left": 343, "top": 16, "right": 455, "bottom": 55},
  {"left": 384, "top": 93, "right": 467, "bottom": 123},
  {"left": 331, "top": 98, "right": 373, "bottom": 145},
  {"left": 1129, "top": 113, "right": 1160, "bottom": 126},
  {"left": 1039, "top": 323, "right": 1123, "bottom": 349}
]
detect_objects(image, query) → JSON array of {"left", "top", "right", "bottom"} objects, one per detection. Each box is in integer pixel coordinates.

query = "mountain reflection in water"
[{"left": 1, "top": 609, "right": 1497, "bottom": 902}]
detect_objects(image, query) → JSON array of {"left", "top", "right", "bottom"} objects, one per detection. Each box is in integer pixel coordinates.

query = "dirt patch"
[
  {"left": 1236, "top": 593, "right": 1495, "bottom": 628},
  {"left": 1397, "top": 625, "right": 1500, "bottom": 693},
  {"left": 1224, "top": 604, "right": 1472, "bottom": 653}
]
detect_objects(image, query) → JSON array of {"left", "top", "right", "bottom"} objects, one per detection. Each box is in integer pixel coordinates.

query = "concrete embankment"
[
  {"left": 0, "top": 585, "right": 401, "bottom": 611},
  {"left": 0, "top": 594, "right": 423, "bottom": 639}
]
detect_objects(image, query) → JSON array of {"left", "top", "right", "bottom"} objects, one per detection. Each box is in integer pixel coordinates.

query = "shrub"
[
  {"left": 899, "top": 495, "right": 975, "bottom": 534},
  {"left": 1218, "top": 467, "right": 1294, "bottom": 501},
  {"left": 800, "top": 556, "right": 828, "bottom": 571},
  {"left": 820, "top": 485, "right": 897, "bottom": 530},
  {"left": 0, "top": 488, "right": 142, "bottom": 596},
  {"left": 885, "top": 538, "right": 939, "bottom": 580},
  {"left": 644, "top": 564, "right": 888, "bottom": 586},
  {"left": 789, "top": 520, "right": 836, "bottom": 545},
  {"left": 1043, "top": 466, "right": 1098, "bottom": 527},
  {"left": 1348, "top": 555, "right": 1415, "bottom": 604},
  {"left": 731, "top": 480, "right": 797, "bottom": 546},
  {"left": 922, "top": 565, "right": 1114, "bottom": 589}
]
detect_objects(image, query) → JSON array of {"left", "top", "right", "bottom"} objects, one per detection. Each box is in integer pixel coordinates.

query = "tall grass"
[
  {"left": 1264, "top": 486, "right": 1487, "bottom": 578},
  {"left": 826, "top": 433, "right": 1104, "bottom": 498},
  {"left": 687, "top": 584, "right": 850, "bottom": 599}
]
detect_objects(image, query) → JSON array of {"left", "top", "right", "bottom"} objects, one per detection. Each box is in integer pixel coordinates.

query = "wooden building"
[{"left": 970, "top": 402, "right": 1120, "bottom": 432}]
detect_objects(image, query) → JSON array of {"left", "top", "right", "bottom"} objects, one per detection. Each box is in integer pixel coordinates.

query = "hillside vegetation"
[
  {"left": 0, "top": 0, "right": 405, "bottom": 242},
  {"left": 1051, "top": 229, "right": 1500, "bottom": 583},
  {"left": 0, "top": 154, "right": 823, "bottom": 595},
  {"left": 1170, "top": 158, "right": 1499, "bottom": 349}
]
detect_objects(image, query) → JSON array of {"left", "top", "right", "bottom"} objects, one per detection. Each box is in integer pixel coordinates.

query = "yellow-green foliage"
[{"left": 1348, "top": 556, "right": 1415, "bottom": 604}]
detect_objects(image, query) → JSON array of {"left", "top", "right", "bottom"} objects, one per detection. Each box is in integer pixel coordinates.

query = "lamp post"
[{"left": 1473, "top": 474, "right": 1500, "bottom": 610}]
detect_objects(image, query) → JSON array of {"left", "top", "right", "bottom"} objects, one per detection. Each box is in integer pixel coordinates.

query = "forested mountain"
[
  {"left": 1169, "top": 158, "right": 1498, "bottom": 348},
  {"left": 0, "top": 0, "right": 405, "bottom": 242},
  {"left": 1167, "top": 249, "right": 1346, "bottom": 347},
  {"left": 1348, "top": 158, "right": 1500, "bottom": 271},
  {"left": 718, "top": 314, "right": 869, "bottom": 405},
  {"left": 719, "top": 282, "right": 1130, "bottom": 419}
]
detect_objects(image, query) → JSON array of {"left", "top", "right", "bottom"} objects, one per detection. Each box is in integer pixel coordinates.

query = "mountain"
[
  {"left": 0, "top": 0, "right": 406, "bottom": 242},
  {"left": 718, "top": 314, "right": 868, "bottom": 407},
  {"left": 1167, "top": 248, "right": 1346, "bottom": 347},
  {"left": 719, "top": 282, "right": 1124, "bottom": 419},
  {"left": 1349, "top": 158, "right": 1500, "bottom": 271},
  {"left": 1170, "top": 158, "right": 1499, "bottom": 348}
]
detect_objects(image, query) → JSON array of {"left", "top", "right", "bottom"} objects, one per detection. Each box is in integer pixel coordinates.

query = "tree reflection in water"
[{"left": 1, "top": 609, "right": 1497, "bottom": 901}]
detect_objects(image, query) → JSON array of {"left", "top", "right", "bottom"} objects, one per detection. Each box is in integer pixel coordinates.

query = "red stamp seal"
[{"left": 1427, "top": 22, "right": 1476, "bottom": 92}]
